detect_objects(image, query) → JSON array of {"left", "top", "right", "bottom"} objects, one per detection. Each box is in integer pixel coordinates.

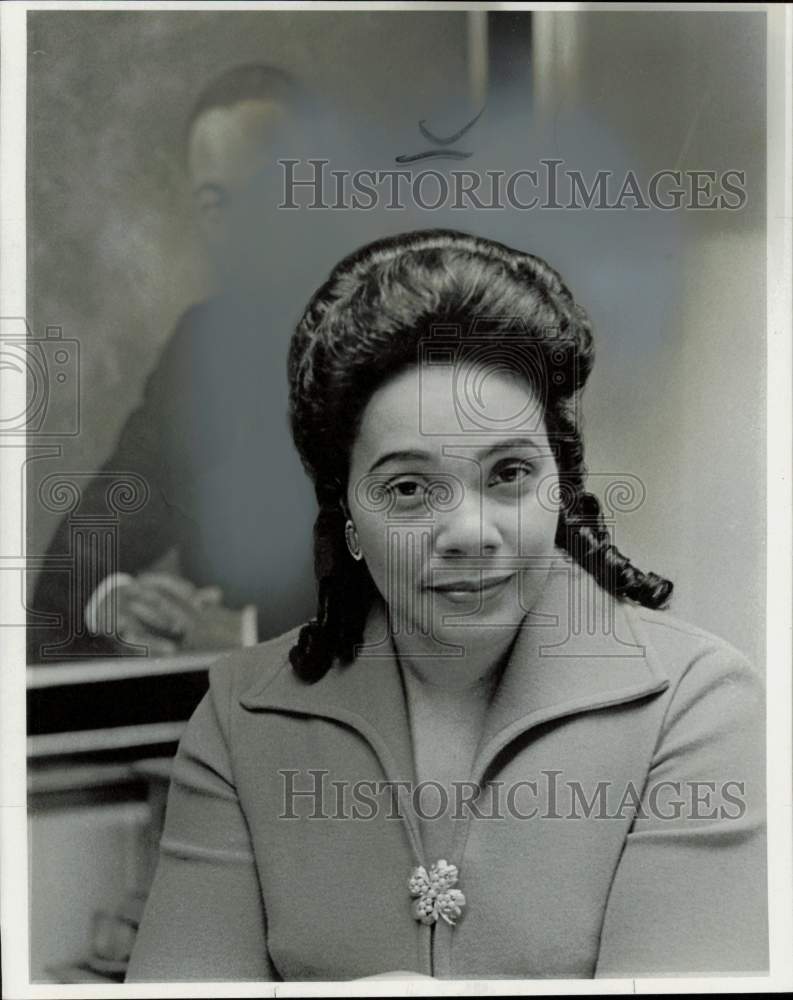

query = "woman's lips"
[{"left": 427, "top": 574, "right": 514, "bottom": 603}]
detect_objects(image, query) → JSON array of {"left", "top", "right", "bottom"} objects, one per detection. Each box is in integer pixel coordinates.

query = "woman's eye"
[
  {"left": 388, "top": 478, "right": 426, "bottom": 504},
  {"left": 489, "top": 460, "right": 534, "bottom": 487}
]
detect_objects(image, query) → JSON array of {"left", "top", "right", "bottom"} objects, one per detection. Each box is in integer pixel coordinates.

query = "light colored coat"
[{"left": 127, "top": 560, "right": 767, "bottom": 982}]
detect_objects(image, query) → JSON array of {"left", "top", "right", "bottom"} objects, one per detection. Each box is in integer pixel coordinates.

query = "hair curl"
[{"left": 287, "top": 229, "right": 672, "bottom": 682}]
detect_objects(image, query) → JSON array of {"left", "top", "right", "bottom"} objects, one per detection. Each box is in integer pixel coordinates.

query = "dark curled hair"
[{"left": 287, "top": 229, "right": 673, "bottom": 682}]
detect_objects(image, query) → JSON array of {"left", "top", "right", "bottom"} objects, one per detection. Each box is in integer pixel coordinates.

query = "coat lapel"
[
  {"left": 239, "top": 598, "right": 415, "bottom": 781},
  {"left": 240, "top": 553, "right": 670, "bottom": 800},
  {"left": 469, "top": 555, "right": 670, "bottom": 785},
  {"left": 238, "top": 598, "right": 424, "bottom": 858}
]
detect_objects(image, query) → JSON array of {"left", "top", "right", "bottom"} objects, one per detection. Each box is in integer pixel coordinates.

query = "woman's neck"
[{"left": 391, "top": 623, "right": 517, "bottom": 695}]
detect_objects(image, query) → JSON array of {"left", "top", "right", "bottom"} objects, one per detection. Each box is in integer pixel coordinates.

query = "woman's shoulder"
[
  {"left": 621, "top": 600, "right": 763, "bottom": 702},
  {"left": 203, "top": 621, "right": 306, "bottom": 707}
]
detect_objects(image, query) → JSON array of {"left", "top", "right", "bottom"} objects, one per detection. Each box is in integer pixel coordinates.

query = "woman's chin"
[{"left": 389, "top": 604, "right": 527, "bottom": 654}]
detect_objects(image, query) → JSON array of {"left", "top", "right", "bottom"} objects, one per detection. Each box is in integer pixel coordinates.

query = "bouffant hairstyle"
[{"left": 287, "top": 229, "right": 672, "bottom": 682}]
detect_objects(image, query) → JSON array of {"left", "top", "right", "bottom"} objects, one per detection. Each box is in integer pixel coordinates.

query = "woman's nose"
[{"left": 433, "top": 488, "right": 502, "bottom": 556}]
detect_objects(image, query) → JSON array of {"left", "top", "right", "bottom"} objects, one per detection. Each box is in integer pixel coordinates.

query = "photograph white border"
[{"left": 1, "top": 2, "right": 790, "bottom": 997}]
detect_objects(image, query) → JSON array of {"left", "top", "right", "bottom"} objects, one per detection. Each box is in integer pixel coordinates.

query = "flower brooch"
[{"left": 408, "top": 859, "right": 466, "bottom": 926}]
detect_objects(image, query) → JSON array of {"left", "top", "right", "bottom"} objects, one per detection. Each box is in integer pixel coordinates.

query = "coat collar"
[{"left": 239, "top": 554, "right": 670, "bottom": 789}]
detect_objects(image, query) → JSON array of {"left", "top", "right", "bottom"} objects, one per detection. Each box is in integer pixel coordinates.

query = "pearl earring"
[{"left": 344, "top": 519, "right": 363, "bottom": 561}]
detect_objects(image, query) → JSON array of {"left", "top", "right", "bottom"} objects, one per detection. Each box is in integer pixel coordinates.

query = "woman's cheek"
[
  {"left": 357, "top": 520, "right": 385, "bottom": 588},
  {"left": 517, "top": 486, "right": 561, "bottom": 556},
  {"left": 358, "top": 518, "right": 402, "bottom": 590},
  {"left": 362, "top": 521, "right": 427, "bottom": 606}
]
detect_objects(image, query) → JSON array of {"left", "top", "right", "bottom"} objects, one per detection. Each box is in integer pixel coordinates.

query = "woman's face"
[{"left": 346, "top": 360, "right": 562, "bottom": 651}]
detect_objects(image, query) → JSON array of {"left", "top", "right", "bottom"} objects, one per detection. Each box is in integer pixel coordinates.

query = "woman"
[{"left": 127, "top": 229, "right": 766, "bottom": 981}]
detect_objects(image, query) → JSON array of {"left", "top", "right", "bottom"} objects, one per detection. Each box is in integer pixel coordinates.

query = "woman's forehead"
[{"left": 355, "top": 362, "right": 546, "bottom": 444}]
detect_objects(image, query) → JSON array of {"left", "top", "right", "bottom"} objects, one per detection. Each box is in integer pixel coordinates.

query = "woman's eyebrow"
[
  {"left": 368, "top": 449, "right": 432, "bottom": 474},
  {"left": 477, "top": 436, "right": 546, "bottom": 459},
  {"left": 368, "top": 437, "right": 545, "bottom": 474}
]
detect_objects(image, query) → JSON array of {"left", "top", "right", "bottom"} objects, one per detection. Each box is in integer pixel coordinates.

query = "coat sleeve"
[
  {"left": 126, "top": 662, "right": 279, "bottom": 982},
  {"left": 595, "top": 643, "right": 768, "bottom": 977}
]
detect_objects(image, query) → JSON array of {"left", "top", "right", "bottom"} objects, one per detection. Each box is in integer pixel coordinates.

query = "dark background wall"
[
  {"left": 26, "top": 10, "right": 766, "bottom": 666},
  {"left": 26, "top": 7, "right": 471, "bottom": 511}
]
